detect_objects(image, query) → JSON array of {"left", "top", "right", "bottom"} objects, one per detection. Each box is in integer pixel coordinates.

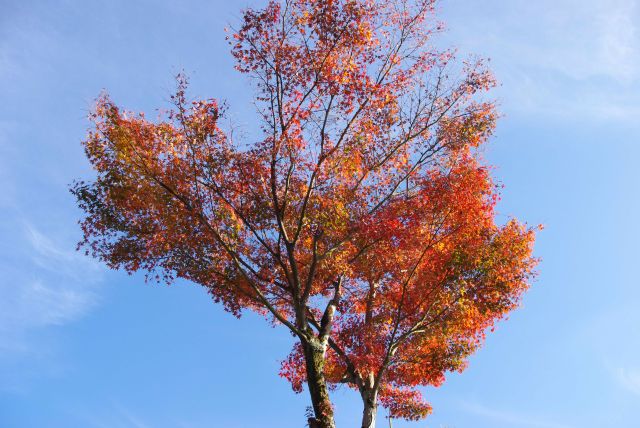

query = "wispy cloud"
[
  {"left": 521, "top": 0, "right": 639, "bottom": 83},
  {"left": 615, "top": 367, "right": 640, "bottom": 396},
  {"left": 446, "top": 0, "right": 640, "bottom": 121},
  {"left": 112, "top": 404, "right": 152, "bottom": 428},
  {"left": 0, "top": 220, "right": 102, "bottom": 355},
  {"left": 582, "top": 301, "right": 640, "bottom": 400},
  {"left": 596, "top": 0, "right": 638, "bottom": 82},
  {"left": 71, "top": 403, "right": 152, "bottom": 428},
  {"left": 25, "top": 223, "right": 99, "bottom": 282},
  {"left": 461, "top": 400, "right": 573, "bottom": 428}
]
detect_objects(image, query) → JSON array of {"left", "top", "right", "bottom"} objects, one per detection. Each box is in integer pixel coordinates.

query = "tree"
[{"left": 71, "top": 1, "right": 538, "bottom": 427}]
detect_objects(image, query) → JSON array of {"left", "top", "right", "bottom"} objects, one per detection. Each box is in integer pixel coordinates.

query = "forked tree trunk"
[{"left": 302, "top": 339, "right": 336, "bottom": 428}]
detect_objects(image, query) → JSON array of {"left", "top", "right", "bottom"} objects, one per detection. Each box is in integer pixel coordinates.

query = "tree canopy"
[{"left": 72, "top": 1, "right": 538, "bottom": 427}]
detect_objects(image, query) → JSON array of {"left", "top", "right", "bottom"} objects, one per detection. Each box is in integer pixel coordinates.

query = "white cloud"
[
  {"left": 25, "top": 223, "right": 99, "bottom": 281},
  {"left": 579, "top": 302, "right": 640, "bottom": 403},
  {"left": 594, "top": 0, "right": 638, "bottom": 83},
  {"left": 117, "top": 408, "right": 151, "bottom": 428},
  {"left": 71, "top": 403, "right": 153, "bottom": 428},
  {"left": 525, "top": 0, "right": 639, "bottom": 83},
  {"left": 445, "top": 0, "right": 640, "bottom": 121},
  {"left": 461, "top": 400, "right": 573, "bottom": 428},
  {"left": 615, "top": 367, "right": 640, "bottom": 396},
  {"left": 0, "top": 221, "right": 102, "bottom": 354}
]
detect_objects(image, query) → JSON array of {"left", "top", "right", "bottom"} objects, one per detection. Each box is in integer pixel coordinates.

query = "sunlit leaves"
[{"left": 73, "top": 0, "right": 538, "bottom": 425}]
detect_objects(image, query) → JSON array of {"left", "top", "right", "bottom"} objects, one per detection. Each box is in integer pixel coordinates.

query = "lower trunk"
[
  {"left": 360, "top": 388, "right": 378, "bottom": 428},
  {"left": 302, "top": 340, "right": 336, "bottom": 428}
]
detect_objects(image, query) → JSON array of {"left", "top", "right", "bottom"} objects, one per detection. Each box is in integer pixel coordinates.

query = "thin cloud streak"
[
  {"left": 615, "top": 367, "right": 640, "bottom": 396},
  {"left": 0, "top": 220, "right": 102, "bottom": 355},
  {"left": 445, "top": 0, "right": 640, "bottom": 121},
  {"left": 71, "top": 403, "right": 153, "bottom": 428}
]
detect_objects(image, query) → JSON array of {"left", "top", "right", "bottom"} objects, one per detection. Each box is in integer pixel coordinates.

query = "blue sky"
[{"left": 1, "top": 0, "right": 639, "bottom": 427}]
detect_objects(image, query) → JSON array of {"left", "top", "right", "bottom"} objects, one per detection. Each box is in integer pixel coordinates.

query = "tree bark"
[
  {"left": 302, "top": 339, "right": 336, "bottom": 428},
  {"left": 360, "top": 387, "right": 378, "bottom": 428}
]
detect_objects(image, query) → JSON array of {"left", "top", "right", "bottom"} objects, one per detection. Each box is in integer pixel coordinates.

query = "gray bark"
[
  {"left": 359, "top": 373, "right": 378, "bottom": 428},
  {"left": 360, "top": 388, "right": 378, "bottom": 428}
]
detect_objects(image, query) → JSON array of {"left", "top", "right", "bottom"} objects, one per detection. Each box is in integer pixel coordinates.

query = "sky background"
[{"left": 1, "top": 0, "right": 639, "bottom": 427}]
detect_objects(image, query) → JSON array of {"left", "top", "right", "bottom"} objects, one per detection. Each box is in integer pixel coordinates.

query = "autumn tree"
[{"left": 71, "top": 1, "right": 538, "bottom": 427}]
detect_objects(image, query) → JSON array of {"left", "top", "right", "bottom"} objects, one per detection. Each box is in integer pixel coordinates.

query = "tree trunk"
[
  {"left": 302, "top": 339, "right": 336, "bottom": 428},
  {"left": 360, "top": 387, "right": 378, "bottom": 428}
]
